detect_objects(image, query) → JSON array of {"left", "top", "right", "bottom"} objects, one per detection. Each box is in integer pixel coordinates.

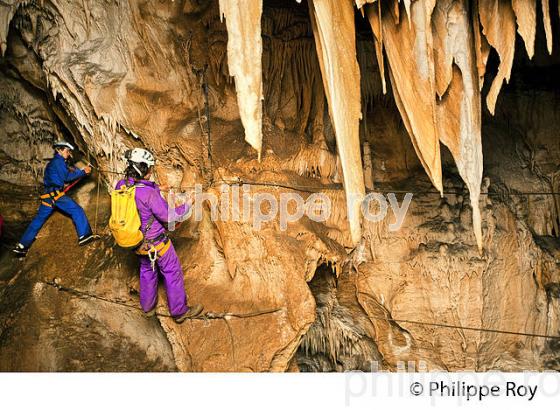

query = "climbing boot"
[
  {"left": 143, "top": 307, "right": 157, "bottom": 318},
  {"left": 12, "top": 243, "right": 29, "bottom": 257},
  {"left": 174, "top": 304, "right": 204, "bottom": 323},
  {"left": 78, "top": 233, "right": 100, "bottom": 246}
]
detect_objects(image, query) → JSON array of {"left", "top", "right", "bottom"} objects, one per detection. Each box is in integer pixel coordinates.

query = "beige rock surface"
[{"left": 0, "top": 0, "right": 559, "bottom": 372}]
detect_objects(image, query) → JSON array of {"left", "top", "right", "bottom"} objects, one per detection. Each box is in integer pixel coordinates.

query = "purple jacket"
[{"left": 115, "top": 178, "right": 188, "bottom": 242}]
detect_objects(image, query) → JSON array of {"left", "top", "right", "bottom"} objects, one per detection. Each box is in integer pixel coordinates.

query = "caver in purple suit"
[{"left": 116, "top": 178, "right": 190, "bottom": 317}]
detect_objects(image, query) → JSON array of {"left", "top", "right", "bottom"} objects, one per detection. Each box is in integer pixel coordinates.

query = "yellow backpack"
[{"left": 109, "top": 185, "right": 144, "bottom": 248}]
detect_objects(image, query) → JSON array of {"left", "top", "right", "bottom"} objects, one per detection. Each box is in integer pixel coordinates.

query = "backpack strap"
[
  {"left": 131, "top": 180, "right": 166, "bottom": 239},
  {"left": 140, "top": 186, "right": 162, "bottom": 238},
  {"left": 142, "top": 215, "right": 155, "bottom": 236}
]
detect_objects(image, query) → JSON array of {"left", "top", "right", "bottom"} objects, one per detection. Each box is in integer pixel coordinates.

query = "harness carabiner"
[{"left": 148, "top": 245, "right": 158, "bottom": 271}]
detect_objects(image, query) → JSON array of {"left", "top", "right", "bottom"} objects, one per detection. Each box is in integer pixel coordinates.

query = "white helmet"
[
  {"left": 53, "top": 141, "right": 75, "bottom": 151},
  {"left": 124, "top": 148, "right": 155, "bottom": 167}
]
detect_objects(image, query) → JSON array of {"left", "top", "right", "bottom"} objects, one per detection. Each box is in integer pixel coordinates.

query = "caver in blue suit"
[{"left": 18, "top": 152, "right": 92, "bottom": 248}]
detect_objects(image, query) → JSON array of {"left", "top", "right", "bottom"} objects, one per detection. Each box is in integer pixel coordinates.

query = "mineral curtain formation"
[
  {"left": 1, "top": 0, "right": 555, "bottom": 249},
  {"left": 219, "top": 0, "right": 557, "bottom": 250},
  {"left": 368, "top": 0, "right": 483, "bottom": 249}
]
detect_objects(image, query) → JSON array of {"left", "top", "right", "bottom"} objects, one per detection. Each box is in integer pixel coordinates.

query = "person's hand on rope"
[
  {"left": 83, "top": 165, "right": 92, "bottom": 175},
  {"left": 171, "top": 190, "right": 192, "bottom": 208}
]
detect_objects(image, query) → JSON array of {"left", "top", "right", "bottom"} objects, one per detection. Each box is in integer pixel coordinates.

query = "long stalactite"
[
  {"left": 219, "top": 0, "right": 264, "bottom": 160},
  {"left": 214, "top": 0, "right": 559, "bottom": 250},
  {"left": 432, "top": 0, "right": 484, "bottom": 251},
  {"left": 308, "top": 0, "right": 366, "bottom": 245},
  {"left": 372, "top": 0, "right": 444, "bottom": 195}
]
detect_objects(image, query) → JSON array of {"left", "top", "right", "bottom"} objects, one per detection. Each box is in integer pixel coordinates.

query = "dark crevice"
[{"left": 295, "top": 263, "right": 381, "bottom": 372}]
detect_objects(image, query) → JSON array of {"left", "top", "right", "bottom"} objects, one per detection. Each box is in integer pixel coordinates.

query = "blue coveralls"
[{"left": 19, "top": 153, "right": 92, "bottom": 247}]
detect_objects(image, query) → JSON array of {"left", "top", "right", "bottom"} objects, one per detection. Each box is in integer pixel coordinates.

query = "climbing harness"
[
  {"left": 136, "top": 236, "right": 172, "bottom": 271},
  {"left": 134, "top": 210, "right": 172, "bottom": 271},
  {"left": 39, "top": 176, "right": 85, "bottom": 207},
  {"left": 39, "top": 190, "right": 65, "bottom": 207}
]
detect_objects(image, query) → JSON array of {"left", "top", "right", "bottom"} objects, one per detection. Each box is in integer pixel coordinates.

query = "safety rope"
[
  {"left": 5, "top": 176, "right": 560, "bottom": 197},
  {"left": 369, "top": 315, "right": 560, "bottom": 340},
  {"left": 71, "top": 168, "right": 560, "bottom": 197},
  {"left": 42, "top": 280, "right": 283, "bottom": 321},
  {"left": 40, "top": 281, "right": 559, "bottom": 339},
  {"left": 200, "top": 63, "right": 231, "bottom": 188},
  {"left": 203, "top": 65, "right": 213, "bottom": 179},
  {"left": 93, "top": 169, "right": 101, "bottom": 234}
]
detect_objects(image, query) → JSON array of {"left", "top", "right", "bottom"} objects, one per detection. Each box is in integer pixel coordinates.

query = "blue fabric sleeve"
[
  {"left": 44, "top": 155, "right": 85, "bottom": 189},
  {"left": 62, "top": 162, "right": 86, "bottom": 183}
]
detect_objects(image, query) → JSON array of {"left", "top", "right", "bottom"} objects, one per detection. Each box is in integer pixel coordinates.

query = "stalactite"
[
  {"left": 541, "top": 0, "right": 553, "bottom": 55},
  {"left": 296, "top": 264, "right": 377, "bottom": 371},
  {"left": 2, "top": 0, "right": 558, "bottom": 252},
  {"left": 390, "top": 0, "right": 400, "bottom": 24},
  {"left": 374, "top": 0, "right": 443, "bottom": 194},
  {"left": 471, "top": 0, "right": 491, "bottom": 91},
  {"left": 365, "top": 1, "right": 387, "bottom": 95},
  {"left": 357, "top": 40, "right": 385, "bottom": 113},
  {"left": 261, "top": 7, "right": 323, "bottom": 137},
  {"left": 298, "top": 305, "right": 373, "bottom": 368},
  {"left": 362, "top": 0, "right": 497, "bottom": 249},
  {"left": 432, "top": 0, "right": 484, "bottom": 251},
  {"left": 355, "top": 0, "right": 376, "bottom": 9},
  {"left": 308, "top": 0, "right": 365, "bottom": 246},
  {"left": 403, "top": 0, "right": 413, "bottom": 25},
  {"left": 512, "top": 0, "right": 537, "bottom": 59},
  {"left": 287, "top": 143, "right": 340, "bottom": 181},
  {"left": 219, "top": 0, "right": 264, "bottom": 160},
  {"left": 479, "top": 0, "right": 516, "bottom": 115},
  {"left": 0, "top": 0, "right": 25, "bottom": 56}
]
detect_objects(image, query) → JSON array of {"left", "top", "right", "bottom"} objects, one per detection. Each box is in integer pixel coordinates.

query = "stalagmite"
[
  {"left": 374, "top": 0, "right": 443, "bottom": 194},
  {"left": 219, "top": 0, "right": 264, "bottom": 160},
  {"left": 308, "top": 0, "right": 365, "bottom": 245},
  {"left": 363, "top": 142, "right": 374, "bottom": 190},
  {"left": 512, "top": 0, "right": 537, "bottom": 59},
  {"left": 478, "top": 0, "right": 516, "bottom": 115},
  {"left": 432, "top": 0, "right": 484, "bottom": 251}
]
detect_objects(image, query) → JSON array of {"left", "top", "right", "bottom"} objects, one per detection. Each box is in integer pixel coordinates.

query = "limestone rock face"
[{"left": 0, "top": 0, "right": 559, "bottom": 371}]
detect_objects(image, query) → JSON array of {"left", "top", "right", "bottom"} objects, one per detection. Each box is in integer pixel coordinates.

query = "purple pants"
[{"left": 138, "top": 241, "right": 188, "bottom": 317}]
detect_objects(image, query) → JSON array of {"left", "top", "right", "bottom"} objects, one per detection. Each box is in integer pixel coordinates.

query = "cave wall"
[{"left": 0, "top": 0, "right": 559, "bottom": 371}]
